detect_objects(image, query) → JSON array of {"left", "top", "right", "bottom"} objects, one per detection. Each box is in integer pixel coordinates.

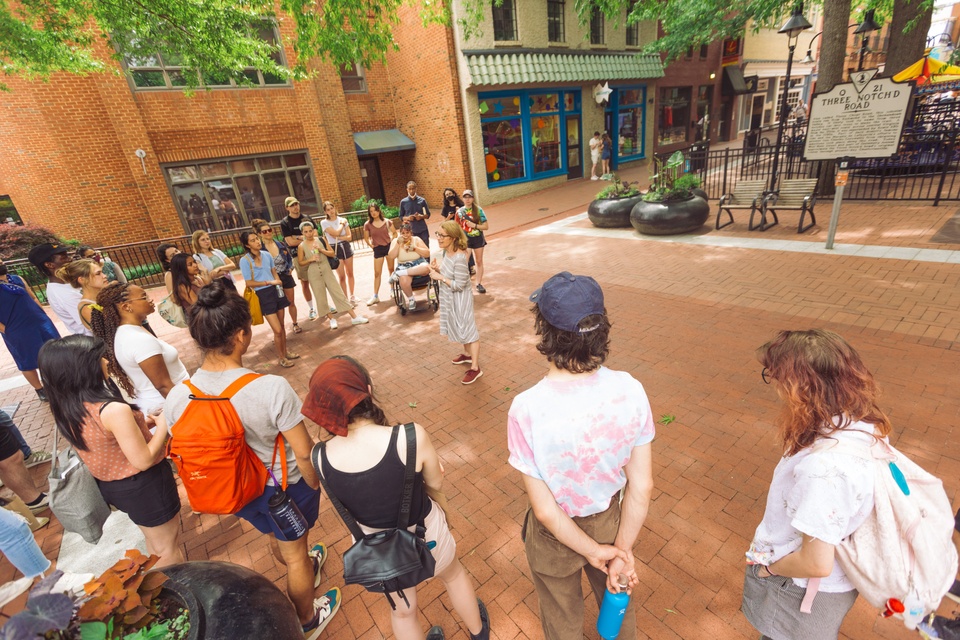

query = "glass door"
[{"left": 565, "top": 116, "right": 582, "bottom": 179}]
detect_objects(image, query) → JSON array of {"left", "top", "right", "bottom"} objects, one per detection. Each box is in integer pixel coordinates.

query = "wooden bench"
[
  {"left": 760, "top": 178, "right": 818, "bottom": 233},
  {"left": 716, "top": 179, "right": 768, "bottom": 230}
]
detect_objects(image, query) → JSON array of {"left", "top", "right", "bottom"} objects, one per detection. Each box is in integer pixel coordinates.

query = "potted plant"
[
  {"left": 1, "top": 550, "right": 303, "bottom": 639},
  {"left": 587, "top": 174, "right": 644, "bottom": 228},
  {"left": 630, "top": 151, "right": 710, "bottom": 235}
]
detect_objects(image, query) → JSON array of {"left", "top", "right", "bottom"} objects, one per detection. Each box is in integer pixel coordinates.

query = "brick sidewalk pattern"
[{"left": 1, "top": 187, "right": 959, "bottom": 639}]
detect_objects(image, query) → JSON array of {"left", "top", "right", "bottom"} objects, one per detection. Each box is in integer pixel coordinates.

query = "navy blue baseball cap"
[{"left": 529, "top": 272, "right": 605, "bottom": 333}]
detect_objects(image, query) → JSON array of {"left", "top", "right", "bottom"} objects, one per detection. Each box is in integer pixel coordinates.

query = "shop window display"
[
  {"left": 658, "top": 87, "right": 691, "bottom": 146},
  {"left": 481, "top": 120, "right": 526, "bottom": 182}
]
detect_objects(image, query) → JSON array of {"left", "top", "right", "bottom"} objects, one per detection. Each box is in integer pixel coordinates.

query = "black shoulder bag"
[{"left": 312, "top": 423, "right": 436, "bottom": 609}]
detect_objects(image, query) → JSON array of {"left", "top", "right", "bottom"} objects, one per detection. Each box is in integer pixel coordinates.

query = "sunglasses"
[{"left": 761, "top": 367, "right": 772, "bottom": 384}]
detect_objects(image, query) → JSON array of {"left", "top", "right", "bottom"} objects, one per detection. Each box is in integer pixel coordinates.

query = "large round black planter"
[
  {"left": 588, "top": 195, "right": 643, "bottom": 228},
  {"left": 160, "top": 561, "right": 302, "bottom": 639},
  {"left": 630, "top": 194, "right": 710, "bottom": 235}
]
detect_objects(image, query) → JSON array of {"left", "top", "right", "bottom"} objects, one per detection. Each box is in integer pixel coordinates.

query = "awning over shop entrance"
[
  {"left": 462, "top": 50, "right": 664, "bottom": 87},
  {"left": 722, "top": 66, "right": 750, "bottom": 95},
  {"left": 353, "top": 129, "right": 416, "bottom": 156}
]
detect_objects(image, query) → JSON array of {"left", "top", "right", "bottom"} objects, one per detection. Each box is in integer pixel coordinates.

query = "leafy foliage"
[
  {"left": 0, "top": 0, "right": 454, "bottom": 91},
  {"left": 595, "top": 174, "right": 642, "bottom": 199},
  {"left": 77, "top": 550, "right": 167, "bottom": 636},
  {"left": 643, "top": 151, "right": 702, "bottom": 202},
  {"left": 0, "top": 222, "right": 61, "bottom": 260},
  {"left": 349, "top": 195, "right": 400, "bottom": 218},
  {"left": 0, "top": 572, "right": 74, "bottom": 640}
]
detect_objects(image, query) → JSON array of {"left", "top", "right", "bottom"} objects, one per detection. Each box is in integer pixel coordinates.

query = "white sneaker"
[
  {"left": 366, "top": 295, "right": 379, "bottom": 306},
  {"left": 591, "top": 175, "right": 600, "bottom": 180},
  {"left": 407, "top": 298, "right": 416, "bottom": 311},
  {"left": 329, "top": 318, "right": 338, "bottom": 330},
  {"left": 329, "top": 306, "right": 337, "bottom": 314},
  {"left": 349, "top": 295, "right": 358, "bottom": 305},
  {"left": 307, "top": 308, "right": 317, "bottom": 320},
  {"left": 388, "top": 272, "right": 400, "bottom": 284},
  {"left": 351, "top": 316, "right": 369, "bottom": 325}
]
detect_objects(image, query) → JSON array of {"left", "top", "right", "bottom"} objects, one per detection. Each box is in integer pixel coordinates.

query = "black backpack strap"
[
  {"left": 312, "top": 441, "right": 365, "bottom": 541},
  {"left": 397, "top": 422, "right": 417, "bottom": 530}
]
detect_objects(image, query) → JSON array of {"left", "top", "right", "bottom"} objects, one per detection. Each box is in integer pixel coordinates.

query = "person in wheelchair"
[{"left": 388, "top": 223, "right": 432, "bottom": 311}]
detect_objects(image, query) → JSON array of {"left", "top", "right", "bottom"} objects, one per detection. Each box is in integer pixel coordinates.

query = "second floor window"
[
  {"left": 123, "top": 24, "right": 287, "bottom": 90},
  {"left": 626, "top": 0, "right": 639, "bottom": 46},
  {"left": 590, "top": 8, "right": 604, "bottom": 45},
  {"left": 493, "top": 0, "right": 518, "bottom": 41},
  {"left": 339, "top": 63, "right": 367, "bottom": 93},
  {"left": 548, "top": 0, "right": 565, "bottom": 43}
]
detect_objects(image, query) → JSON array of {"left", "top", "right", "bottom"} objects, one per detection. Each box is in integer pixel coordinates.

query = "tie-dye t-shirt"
[{"left": 507, "top": 367, "right": 655, "bottom": 518}]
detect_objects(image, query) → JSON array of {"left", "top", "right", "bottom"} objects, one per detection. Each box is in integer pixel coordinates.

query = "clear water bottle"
[
  {"left": 901, "top": 589, "right": 925, "bottom": 630},
  {"left": 275, "top": 284, "right": 284, "bottom": 298},
  {"left": 267, "top": 489, "right": 308, "bottom": 541},
  {"left": 597, "top": 574, "right": 630, "bottom": 639}
]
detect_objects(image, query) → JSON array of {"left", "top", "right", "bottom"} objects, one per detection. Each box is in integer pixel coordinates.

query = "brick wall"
[{"left": 0, "top": 18, "right": 405, "bottom": 243}]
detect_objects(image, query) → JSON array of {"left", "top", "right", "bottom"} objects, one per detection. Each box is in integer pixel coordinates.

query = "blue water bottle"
[
  {"left": 267, "top": 489, "right": 308, "bottom": 541},
  {"left": 597, "top": 575, "right": 630, "bottom": 640}
]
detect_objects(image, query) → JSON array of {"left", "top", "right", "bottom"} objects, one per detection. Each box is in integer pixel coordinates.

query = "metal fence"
[
  {"left": 664, "top": 125, "right": 960, "bottom": 205},
  {"left": 8, "top": 210, "right": 382, "bottom": 302}
]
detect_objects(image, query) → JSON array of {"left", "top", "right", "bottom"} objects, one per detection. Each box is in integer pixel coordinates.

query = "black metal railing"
[
  {"left": 8, "top": 210, "right": 391, "bottom": 303},
  {"left": 658, "top": 125, "right": 960, "bottom": 205}
]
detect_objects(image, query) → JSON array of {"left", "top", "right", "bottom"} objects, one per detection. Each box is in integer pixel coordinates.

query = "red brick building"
[{"left": 0, "top": 10, "right": 470, "bottom": 245}]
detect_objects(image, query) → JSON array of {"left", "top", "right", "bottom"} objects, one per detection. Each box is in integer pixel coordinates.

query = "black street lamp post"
[
  {"left": 770, "top": 6, "right": 812, "bottom": 192},
  {"left": 854, "top": 9, "right": 881, "bottom": 72}
]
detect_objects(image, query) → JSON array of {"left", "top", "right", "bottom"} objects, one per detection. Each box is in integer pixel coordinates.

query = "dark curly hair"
[
  {"left": 89, "top": 282, "right": 136, "bottom": 395},
  {"left": 532, "top": 305, "right": 611, "bottom": 373}
]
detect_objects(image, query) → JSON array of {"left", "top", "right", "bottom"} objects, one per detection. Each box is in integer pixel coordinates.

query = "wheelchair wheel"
[{"left": 400, "top": 305, "right": 408, "bottom": 316}]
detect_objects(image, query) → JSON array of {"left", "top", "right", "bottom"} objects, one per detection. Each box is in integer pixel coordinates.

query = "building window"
[
  {"left": 590, "top": 9, "right": 604, "bottom": 45},
  {"left": 478, "top": 89, "right": 581, "bottom": 187},
  {"left": 658, "top": 87, "right": 692, "bottom": 146},
  {"left": 610, "top": 87, "right": 647, "bottom": 159},
  {"left": 0, "top": 195, "right": 21, "bottom": 225},
  {"left": 625, "top": 0, "right": 639, "bottom": 46},
  {"left": 685, "top": 46, "right": 694, "bottom": 59},
  {"left": 493, "top": 0, "right": 518, "bottom": 41},
  {"left": 339, "top": 63, "right": 367, "bottom": 93},
  {"left": 123, "top": 24, "right": 288, "bottom": 90},
  {"left": 164, "top": 152, "right": 318, "bottom": 234},
  {"left": 700, "top": 44, "right": 709, "bottom": 59},
  {"left": 547, "top": 0, "right": 565, "bottom": 43}
]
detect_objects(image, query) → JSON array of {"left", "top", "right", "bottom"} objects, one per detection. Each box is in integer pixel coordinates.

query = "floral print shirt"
[{"left": 746, "top": 419, "right": 878, "bottom": 592}]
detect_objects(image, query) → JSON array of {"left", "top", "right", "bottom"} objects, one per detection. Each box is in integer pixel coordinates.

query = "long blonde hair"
[
  {"left": 190, "top": 230, "right": 210, "bottom": 254},
  {"left": 55, "top": 259, "right": 97, "bottom": 289},
  {"left": 440, "top": 220, "right": 467, "bottom": 252}
]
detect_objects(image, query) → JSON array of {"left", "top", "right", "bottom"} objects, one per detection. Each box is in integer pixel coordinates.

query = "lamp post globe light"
[
  {"left": 770, "top": 5, "right": 812, "bottom": 191},
  {"left": 854, "top": 9, "right": 881, "bottom": 72}
]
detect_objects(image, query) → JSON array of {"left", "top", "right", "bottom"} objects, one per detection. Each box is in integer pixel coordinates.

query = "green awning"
[
  {"left": 353, "top": 129, "right": 416, "bottom": 156},
  {"left": 463, "top": 51, "right": 664, "bottom": 88}
]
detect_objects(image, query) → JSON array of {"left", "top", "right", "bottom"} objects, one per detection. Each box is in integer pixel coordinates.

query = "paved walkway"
[{"left": 2, "top": 179, "right": 959, "bottom": 639}]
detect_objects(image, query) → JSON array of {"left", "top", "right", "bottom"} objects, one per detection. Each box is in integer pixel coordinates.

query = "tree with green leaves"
[{"left": 0, "top": 0, "right": 451, "bottom": 91}]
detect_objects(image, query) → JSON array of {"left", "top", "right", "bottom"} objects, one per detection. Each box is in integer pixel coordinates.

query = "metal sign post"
[
  {"left": 825, "top": 159, "right": 850, "bottom": 250},
  {"left": 802, "top": 70, "right": 912, "bottom": 249}
]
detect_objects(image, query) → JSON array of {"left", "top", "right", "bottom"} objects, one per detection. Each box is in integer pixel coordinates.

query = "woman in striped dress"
[{"left": 429, "top": 220, "right": 482, "bottom": 385}]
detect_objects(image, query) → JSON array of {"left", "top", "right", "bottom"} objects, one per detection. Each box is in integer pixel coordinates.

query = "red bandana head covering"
[{"left": 302, "top": 359, "right": 370, "bottom": 436}]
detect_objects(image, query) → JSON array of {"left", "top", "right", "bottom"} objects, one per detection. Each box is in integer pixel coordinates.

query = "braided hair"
[{"left": 89, "top": 282, "right": 136, "bottom": 396}]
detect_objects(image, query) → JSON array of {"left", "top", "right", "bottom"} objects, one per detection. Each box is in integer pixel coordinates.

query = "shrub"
[
  {"left": 0, "top": 223, "right": 61, "bottom": 260},
  {"left": 349, "top": 195, "right": 399, "bottom": 219},
  {"left": 595, "top": 174, "right": 641, "bottom": 200}
]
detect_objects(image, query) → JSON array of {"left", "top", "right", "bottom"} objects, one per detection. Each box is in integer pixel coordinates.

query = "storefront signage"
[
  {"left": 722, "top": 38, "right": 742, "bottom": 67},
  {"left": 803, "top": 70, "right": 912, "bottom": 161},
  {"left": 593, "top": 82, "right": 612, "bottom": 104}
]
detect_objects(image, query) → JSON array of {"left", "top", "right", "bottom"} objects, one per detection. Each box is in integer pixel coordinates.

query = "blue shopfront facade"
[{"left": 604, "top": 85, "right": 648, "bottom": 170}]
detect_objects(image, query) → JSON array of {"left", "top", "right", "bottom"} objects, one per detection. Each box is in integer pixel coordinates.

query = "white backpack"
[{"left": 806, "top": 438, "right": 957, "bottom": 626}]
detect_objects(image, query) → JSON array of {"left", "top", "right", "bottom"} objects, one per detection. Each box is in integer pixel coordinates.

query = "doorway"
[
  {"left": 750, "top": 95, "right": 764, "bottom": 130},
  {"left": 359, "top": 157, "right": 385, "bottom": 203},
  {"left": 566, "top": 116, "right": 583, "bottom": 179}
]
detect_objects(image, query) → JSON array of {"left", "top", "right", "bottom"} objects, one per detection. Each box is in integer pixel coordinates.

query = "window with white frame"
[{"left": 339, "top": 63, "right": 367, "bottom": 93}]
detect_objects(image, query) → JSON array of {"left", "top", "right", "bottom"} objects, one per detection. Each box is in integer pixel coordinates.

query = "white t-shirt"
[
  {"left": 321, "top": 217, "right": 350, "bottom": 246},
  {"left": 46, "top": 282, "right": 89, "bottom": 336},
  {"left": 507, "top": 367, "right": 655, "bottom": 518},
  {"left": 746, "top": 419, "right": 878, "bottom": 592},
  {"left": 114, "top": 324, "right": 188, "bottom": 413},
  {"left": 589, "top": 136, "right": 601, "bottom": 159}
]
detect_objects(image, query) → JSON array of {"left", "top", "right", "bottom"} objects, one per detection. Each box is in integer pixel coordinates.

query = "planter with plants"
[
  {"left": 630, "top": 151, "right": 710, "bottom": 236},
  {"left": 1, "top": 550, "right": 301, "bottom": 640},
  {"left": 587, "top": 175, "right": 644, "bottom": 228}
]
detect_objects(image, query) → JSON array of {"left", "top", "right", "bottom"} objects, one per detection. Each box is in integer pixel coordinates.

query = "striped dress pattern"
[{"left": 437, "top": 251, "right": 479, "bottom": 344}]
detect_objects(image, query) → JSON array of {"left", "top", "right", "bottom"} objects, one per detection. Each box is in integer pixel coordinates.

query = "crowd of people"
[{"left": 2, "top": 186, "right": 960, "bottom": 640}]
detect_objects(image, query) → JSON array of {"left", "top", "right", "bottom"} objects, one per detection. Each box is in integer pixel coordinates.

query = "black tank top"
[{"left": 320, "top": 424, "right": 431, "bottom": 529}]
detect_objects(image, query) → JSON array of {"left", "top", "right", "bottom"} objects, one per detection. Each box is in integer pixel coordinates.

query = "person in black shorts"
[
  {"left": 0, "top": 412, "right": 49, "bottom": 515},
  {"left": 362, "top": 201, "right": 397, "bottom": 305}
]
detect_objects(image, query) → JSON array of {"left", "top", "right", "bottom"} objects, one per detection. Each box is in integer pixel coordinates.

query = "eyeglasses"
[
  {"left": 761, "top": 367, "right": 772, "bottom": 384},
  {"left": 435, "top": 232, "right": 450, "bottom": 238},
  {"left": 259, "top": 228, "right": 273, "bottom": 234}
]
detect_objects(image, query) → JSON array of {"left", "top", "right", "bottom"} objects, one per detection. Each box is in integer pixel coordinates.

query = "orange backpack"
[{"left": 168, "top": 373, "right": 281, "bottom": 515}]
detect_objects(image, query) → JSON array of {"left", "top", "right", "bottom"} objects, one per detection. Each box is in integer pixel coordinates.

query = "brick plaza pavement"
[{"left": 2, "top": 192, "right": 959, "bottom": 639}]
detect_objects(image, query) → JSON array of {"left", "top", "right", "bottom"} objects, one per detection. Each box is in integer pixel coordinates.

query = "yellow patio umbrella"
[{"left": 893, "top": 56, "right": 960, "bottom": 85}]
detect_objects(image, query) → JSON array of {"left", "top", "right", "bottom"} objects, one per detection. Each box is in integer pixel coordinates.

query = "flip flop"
[
  {"left": 292, "top": 323, "right": 303, "bottom": 334},
  {"left": 278, "top": 359, "right": 295, "bottom": 368}
]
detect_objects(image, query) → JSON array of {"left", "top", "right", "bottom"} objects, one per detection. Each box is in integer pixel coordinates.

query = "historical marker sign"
[{"left": 803, "top": 70, "right": 912, "bottom": 161}]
